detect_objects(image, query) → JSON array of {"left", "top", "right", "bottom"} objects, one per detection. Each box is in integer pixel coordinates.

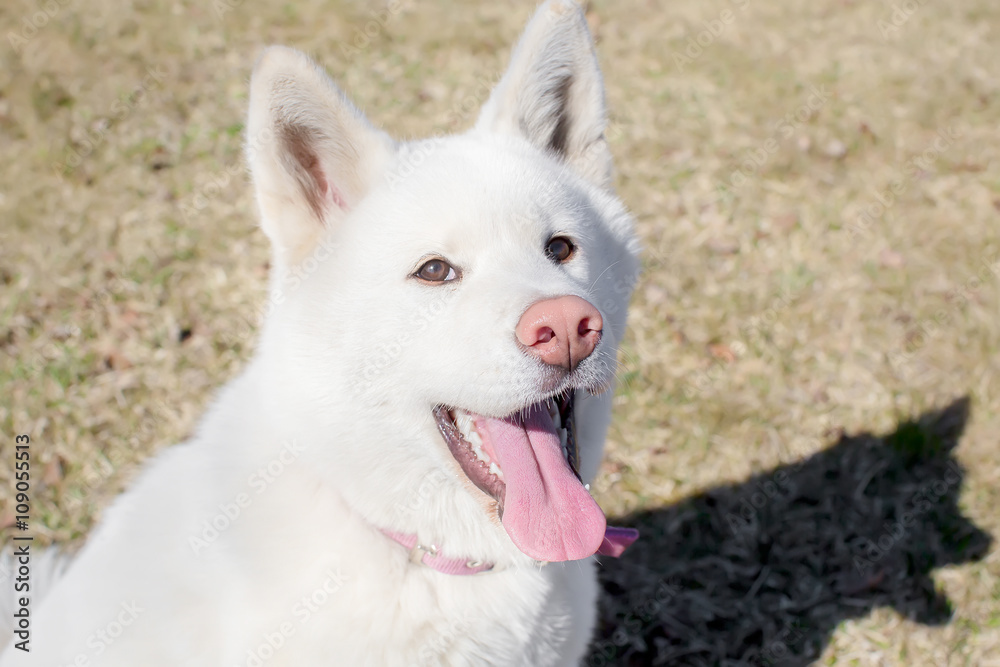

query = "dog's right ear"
[
  {"left": 475, "top": 0, "right": 611, "bottom": 189},
  {"left": 247, "top": 46, "right": 395, "bottom": 267}
]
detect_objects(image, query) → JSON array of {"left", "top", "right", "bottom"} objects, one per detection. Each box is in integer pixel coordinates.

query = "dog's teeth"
[
  {"left": 585, "top": 484, "right": 591, "bottom": 491},
  {"left": 489, "top": 462, "right": 504, "bottom": 480},
  {"left": 454, "top": 411, "right": 475, "bottom": 437},
  {"left": 452, "top": 409, "right": 490, "bottom": 464},
  {"left": 455, "top": 412, "right": 485, "bottom": 446}
]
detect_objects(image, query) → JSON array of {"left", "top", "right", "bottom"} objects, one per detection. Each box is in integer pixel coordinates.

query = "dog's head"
[{"left": 244, "top": 0, "right": 639, "bottom": 564}]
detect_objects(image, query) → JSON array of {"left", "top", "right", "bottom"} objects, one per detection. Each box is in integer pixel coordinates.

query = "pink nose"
[{"left": 516, "top": 296, "right": 603, "bottom": 371}]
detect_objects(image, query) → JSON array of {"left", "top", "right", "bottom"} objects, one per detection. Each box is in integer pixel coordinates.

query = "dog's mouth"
[{"left": 432, "top": 393, "right": 608, "bottom": 562}]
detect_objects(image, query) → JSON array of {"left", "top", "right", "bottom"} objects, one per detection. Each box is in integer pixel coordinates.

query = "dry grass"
[{"left": 1, "top": 0, "right": 998, "bottom": 664}]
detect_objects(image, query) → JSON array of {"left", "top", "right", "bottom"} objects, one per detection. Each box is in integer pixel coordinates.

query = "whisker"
[{"left": 588, "top": 260, "right": 622, "bottom": 293}]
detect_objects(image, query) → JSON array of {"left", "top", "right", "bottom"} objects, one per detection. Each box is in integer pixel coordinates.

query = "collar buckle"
[{"left": 409, "top": 542, "right": 439, "bottom": 565}]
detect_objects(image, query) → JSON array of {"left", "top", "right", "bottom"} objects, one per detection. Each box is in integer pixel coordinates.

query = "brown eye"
[
  {"left": 415, "top": 258, "right": 458, "bottom": 283},
  {"left": 545, "top": 236, "right": 575, "bottom": 263}
]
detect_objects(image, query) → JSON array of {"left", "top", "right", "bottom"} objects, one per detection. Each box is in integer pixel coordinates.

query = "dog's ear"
[
  {"left": 475, "top": 0, "right": 611, "bottom": 188},
  {"left": 247, "top": 46, "right": 395, "bottom": 266}
]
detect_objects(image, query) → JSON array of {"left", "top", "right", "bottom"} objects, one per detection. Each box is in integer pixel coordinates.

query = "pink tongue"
[{"left": 475, "top": 406, "right": 607, "bottom": 562}]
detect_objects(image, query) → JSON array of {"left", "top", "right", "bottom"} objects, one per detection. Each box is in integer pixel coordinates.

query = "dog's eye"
[
  {"left": 545, "top": 236, "right": 575, "bottom": 264},
  {"left": 415, "top": 258, "right": 458, "bottom": 283}
]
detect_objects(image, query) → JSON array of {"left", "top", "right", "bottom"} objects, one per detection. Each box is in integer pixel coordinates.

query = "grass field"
[{"left": 1, "top": 0, "right": 998, "bottom": 664}]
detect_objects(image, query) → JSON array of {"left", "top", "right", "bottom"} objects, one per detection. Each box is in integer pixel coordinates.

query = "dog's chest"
[
  {"left": 218, "top": 482, "right": 586, "bottom": 666},
  {"left": 242, "top": 560, "right": 577, "bottom": 666}
]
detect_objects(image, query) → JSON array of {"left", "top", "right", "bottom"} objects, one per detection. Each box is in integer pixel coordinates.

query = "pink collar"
[{"left": 381, "top": 526, "right": 639, "bottom": 576}]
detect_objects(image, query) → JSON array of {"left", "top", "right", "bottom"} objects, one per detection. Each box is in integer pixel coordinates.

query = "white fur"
[{"left": 0, "top": 2, "right": 639, "bottom": 664}]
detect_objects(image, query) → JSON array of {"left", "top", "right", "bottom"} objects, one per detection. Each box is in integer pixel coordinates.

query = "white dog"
[{"left": 1, "top": 1, "right": 640, "bottom": 664}]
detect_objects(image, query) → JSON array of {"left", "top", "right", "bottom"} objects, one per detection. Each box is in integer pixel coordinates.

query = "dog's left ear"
[{"left": 475, "top": 0, "right": 611, "bottom": 188}]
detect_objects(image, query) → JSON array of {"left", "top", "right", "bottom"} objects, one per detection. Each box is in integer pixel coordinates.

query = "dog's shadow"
[{"left": 588, "top": 397, "right": 992, "bottom": 666}]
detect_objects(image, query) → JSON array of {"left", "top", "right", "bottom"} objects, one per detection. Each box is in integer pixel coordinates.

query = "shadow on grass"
[{"left": 588, "top": 397, "right": 992, "bottom": 666}]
